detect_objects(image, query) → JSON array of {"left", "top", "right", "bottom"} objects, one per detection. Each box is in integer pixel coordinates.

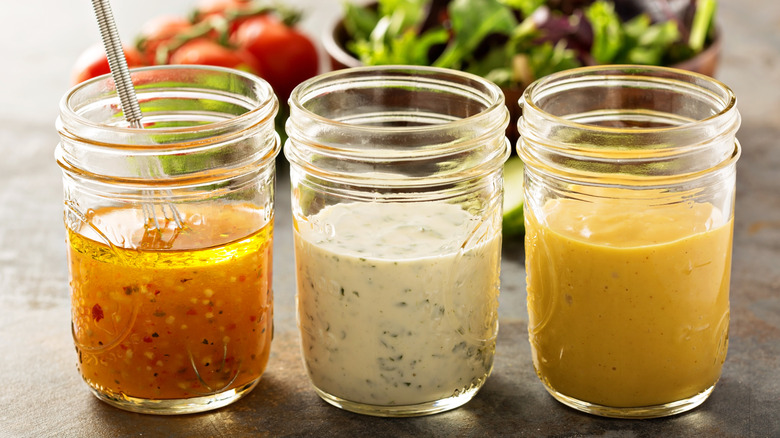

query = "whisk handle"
[{"left": 91, "top": 0, "right": 143, "bottom": 126}]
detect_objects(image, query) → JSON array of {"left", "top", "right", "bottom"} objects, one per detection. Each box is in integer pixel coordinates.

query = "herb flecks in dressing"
[{"left": 295, "top": 201, "right": 500, "bottom": 406}]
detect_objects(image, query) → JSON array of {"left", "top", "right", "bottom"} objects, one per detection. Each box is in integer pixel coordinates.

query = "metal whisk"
[{"left": 91, "top": 0, "right": 184, "bottom": 233}]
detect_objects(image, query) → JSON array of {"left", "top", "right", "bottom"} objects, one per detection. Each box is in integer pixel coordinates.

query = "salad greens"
[
  {"left": 586, "top": 1, "right": 680, "bottom": 65},
  {"left": 342, "top": 0, "right": 719, "bottom": 88}
]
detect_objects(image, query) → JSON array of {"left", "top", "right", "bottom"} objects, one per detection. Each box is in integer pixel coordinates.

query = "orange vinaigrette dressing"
[{"left": 67, "top": 204, "right": 273, "bottom": 400}]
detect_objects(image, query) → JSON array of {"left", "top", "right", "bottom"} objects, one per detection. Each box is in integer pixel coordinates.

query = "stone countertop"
[{"left": 1, "top": 0, "right": 778, "bottom": 436}]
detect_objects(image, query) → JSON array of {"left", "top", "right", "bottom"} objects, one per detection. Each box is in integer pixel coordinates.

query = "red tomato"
[
  {"left": 192, "top": 0, "right": 255, "bottom": 26},
  {"left": 232, "top": 15, "right": 319, "bottom": 101},
  {"left": 71, "top": 43, "right": 145, "bottom": 84},
  {"left": 136, "top": 15, "right": 193, "bottom": 65},
  {"left": 194, "top": 0, "right": 252, "bottom": 15},
  {"left": 168, "top": 38, "right": 262, "bottom": 75}
]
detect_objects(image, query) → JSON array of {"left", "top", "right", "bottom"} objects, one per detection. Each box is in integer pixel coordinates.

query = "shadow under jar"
[
  {"left": 285, "top": 66, "right": 510, "bottom": 417},
  {"left": 56, "top": 66, "right": 280, "bottom": 415},
  {"left": 518, "top": 65, "right": 741, "bottom": 418}
]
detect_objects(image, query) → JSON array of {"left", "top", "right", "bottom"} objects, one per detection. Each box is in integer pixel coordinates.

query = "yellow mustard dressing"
[{"left": 526, "top": 199, "right": 732, "bottom": 407}]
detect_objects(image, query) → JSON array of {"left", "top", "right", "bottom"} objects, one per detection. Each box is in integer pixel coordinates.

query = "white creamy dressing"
[{"left": 294, "top": 201, "right": 501, "bottom": 406}]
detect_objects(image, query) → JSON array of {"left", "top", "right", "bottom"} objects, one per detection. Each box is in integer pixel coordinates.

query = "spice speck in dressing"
[{"left": 69, "top": 204, "right": 273, "bottom": 401}]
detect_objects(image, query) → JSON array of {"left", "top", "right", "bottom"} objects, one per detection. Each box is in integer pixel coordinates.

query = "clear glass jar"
[
  {"left": 285, "top": 66, "right": 510, "bottom": 417},
  {"left": 56, "top": 65, "right": 279, "bottom": 415},
  {"left": 518, "top": 65, "right": 741, "bottom": 418}
]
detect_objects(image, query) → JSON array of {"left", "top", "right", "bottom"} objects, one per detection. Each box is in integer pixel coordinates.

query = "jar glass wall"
[
  {"left": 285, "top": 66, "right": 510, "bottom": 417},
  {"left": 56, "top": 66, "right": 280, "bottom": 415},
  {"left": 518, "top": 65, "right": 741, "bottom": 418}
]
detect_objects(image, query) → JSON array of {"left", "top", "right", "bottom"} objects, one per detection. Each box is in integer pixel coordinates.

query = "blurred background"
[
  {"left": 0, "top": 0, "right": 345, "bottom": 124},
  {"left": 1, "top": 0, "right": 777, "bottom": 320},
  {"left": 1, "top": 0, "right": 777, "bottom": 129}
]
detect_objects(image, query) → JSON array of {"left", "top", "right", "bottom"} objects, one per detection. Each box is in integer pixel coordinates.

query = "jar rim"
[
  {"left": 285, "top": 65, "right": 511, "bottom": 187},
  {"left": 59, "top": 65, "right": 277, "bottom": 147},
  {"left": 288, "top": 65, "right": 506, "bottom": 136},
  {"left": 517, "top": 65, "right": 741, "bottom": 185},
  {"left": 520, "top": 64, "right": 738, "bottom": 135},
  {"left": 56, "top": 65, "right": 280, "bottom": 187}
]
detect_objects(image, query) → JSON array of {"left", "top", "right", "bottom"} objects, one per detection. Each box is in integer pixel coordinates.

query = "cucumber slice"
[{"left": 502, "top": 156, "right": 525, "bottom": 237}]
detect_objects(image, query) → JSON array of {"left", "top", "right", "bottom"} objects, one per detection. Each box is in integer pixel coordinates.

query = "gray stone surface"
[{"left": 0, "top": 0, "right": 778, "bottom": 436}]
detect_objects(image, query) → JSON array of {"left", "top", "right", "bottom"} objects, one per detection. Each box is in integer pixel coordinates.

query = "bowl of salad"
[{"left": 324, "top": 0, "right": 721, "bottom": 140}]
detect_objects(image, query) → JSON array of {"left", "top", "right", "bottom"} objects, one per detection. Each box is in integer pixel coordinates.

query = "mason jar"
[
  {"left": 285, "top": 66, "right": 510, "bottom": 417},
  {"left": 56, "top": 65, "right": 279, "bottom": 414},
  {"left": 518, "top": 65, "right": 741, "bottom": 418}
]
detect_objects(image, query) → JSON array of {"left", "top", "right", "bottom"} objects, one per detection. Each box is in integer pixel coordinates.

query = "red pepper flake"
[
  {"left": 143, "top": 336, "right": 153, "bottom": 343},
  {"left": 227, "top": 323, "right": 237, "bottom": 330},
  {"left": 249, "top": 315, "right": 256, "bottom": 322},
  {"left": 154, "top": 290, "right": 161, "bottom": 296},
  {"left": 238, "top": 275, "right": 246, "bottom": 282},
  {"left": 186, "top": 308, "right": 197, "bottom": 316},
  {"left": 91, "top": 304, "right": 104, "bottom": 322}
]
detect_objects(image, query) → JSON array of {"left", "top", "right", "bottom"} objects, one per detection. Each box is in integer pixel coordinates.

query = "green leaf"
[
  {"left": 628, "top": 16, "right": 678, "bottom": 47},
  {"left": 342, "top": 2, "right": 379, "bottom": 41},
  {"left": 468, "top": 13, "right": 542, "bottom": 86},
  {"left": 622, "top": 13, "right": 652, "bottom": 40},
  {"left": 528, "top": 40, "right": 580, "bottom": 79},
  {"left": 377, "top": 0, "right": 428, "bottom": 30},
  {"left": 468, "top": 45, "right": 514, "bottom": 84},
  {"left": 499, "top": 0, "right": 545, "bottom": 17},
  {"left": 434, "top": 0, "right": 517, "bottom": 69},
  {"left": 619, "top": 14, "right": 680, "bottom": 65},
  {"left": 345, "top": 0, "right": 435, "bottom": 66},
  {"left": 404, "top": 28, "right": 450, "bottom": 64},
  {"left": 689, "top": 0, "right": 717, "bottom": 52},
  {"left": 351, "top": 26, "right": 448, "bottom": 65},
  {"left": 586, "top": 1, "right": 624, "bottom": 64}
]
